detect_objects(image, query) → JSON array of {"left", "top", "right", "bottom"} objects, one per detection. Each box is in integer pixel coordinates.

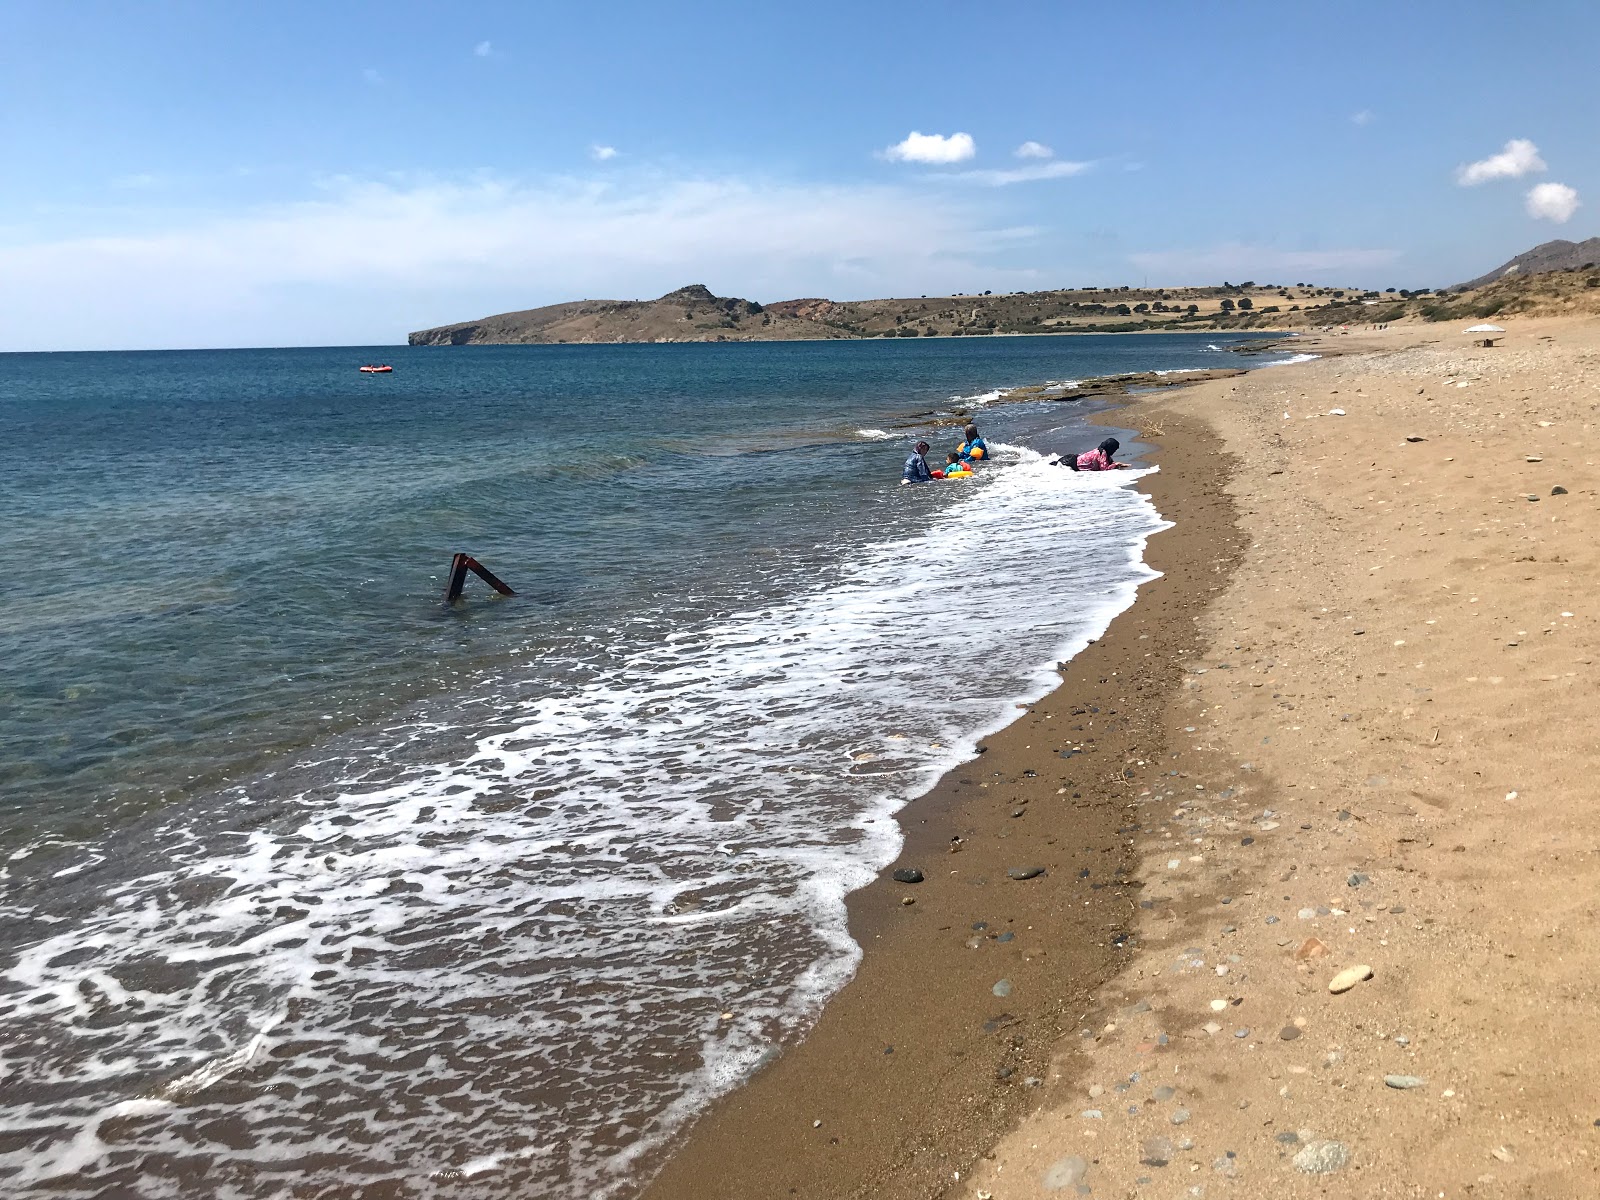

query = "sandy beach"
[{"left": 639, "top": 316, "right": 1600, "bottom": 1198}]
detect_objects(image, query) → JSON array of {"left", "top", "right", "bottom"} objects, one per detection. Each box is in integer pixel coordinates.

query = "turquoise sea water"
[{"left": 0, "top": 333, "right": 1283, "bottom": 1197}]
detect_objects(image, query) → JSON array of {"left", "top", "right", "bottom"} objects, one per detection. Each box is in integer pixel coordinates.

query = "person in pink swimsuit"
[{"left": 1060, "top": 437, "right": 1131, "bottom": 471}]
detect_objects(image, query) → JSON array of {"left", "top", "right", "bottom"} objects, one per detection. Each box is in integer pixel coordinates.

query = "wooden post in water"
[{"left": 444, "top": 553, "right": 516, "bottom": 605}]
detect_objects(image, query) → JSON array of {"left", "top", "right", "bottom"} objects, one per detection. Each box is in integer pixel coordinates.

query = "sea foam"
[{"left": 0, "top": 450, "right": 1168, "bottom": 1199}]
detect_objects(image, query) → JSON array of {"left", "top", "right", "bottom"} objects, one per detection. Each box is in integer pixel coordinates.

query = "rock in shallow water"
[{"left": 1293, "top": 1139, "right": 1351, "bottom": 1174}]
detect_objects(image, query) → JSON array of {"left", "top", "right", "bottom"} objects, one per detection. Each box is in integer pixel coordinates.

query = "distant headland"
[{"left": 407, "top": 239, "right": 1600, "bottom": 346}]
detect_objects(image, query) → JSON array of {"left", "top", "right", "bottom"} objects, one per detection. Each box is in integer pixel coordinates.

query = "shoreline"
[
  {"left": 634, "top": 318, "right": 1600, "bottom": 1196},
  {"left": 634, "top": 390, "right": 1245, "bottom": 1197}
]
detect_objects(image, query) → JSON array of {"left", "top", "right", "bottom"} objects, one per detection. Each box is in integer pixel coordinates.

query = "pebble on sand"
[
  {"left": 891, "top": 867, "right": 924, "bottom": 884},
  {"left": 1041, "top": 1155, "right": 1088, "bottom": 1190},
  {"left": 1384, "top": 1075, "right": 1426, "bottom": 1089},
  {"left": 1294, "top": 937, "right": 1330, "bottom": 961},
  {"left": 1328, "top": 965, "right": 1374, "bottom": 993},
  {"left": 1007, "top": 866, "right": 1046, "bottom": 880},
  {"left": 1140, "top": 1136, "right": 1174, "bottom": 1167},
  {"left": 1293, "top": 1139, "right": 1351, "bottom": 1174}
]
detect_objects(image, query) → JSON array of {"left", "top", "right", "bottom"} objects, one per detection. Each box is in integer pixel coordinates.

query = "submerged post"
[{"left": 444, "top": 553, "right": 516, "bottom": 605}]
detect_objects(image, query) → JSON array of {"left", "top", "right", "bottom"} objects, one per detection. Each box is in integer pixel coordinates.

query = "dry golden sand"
[
  {"left": 635, "top": 318, "right": 1600, "bottom": 1200},
  {"left": 970, "top": 317, "right": 1600, "bottom": 1198}
]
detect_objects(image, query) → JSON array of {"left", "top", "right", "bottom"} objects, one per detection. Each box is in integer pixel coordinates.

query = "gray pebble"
[
  {"left": 1265, "top": 915, "right": 1280, "bottom": 924},
  {"left": 1384, "top": 1074, "right": 1426, "bottom": 1090},
  {"left": 1234, "top": 1028, "right": 1251, "bottom": 1039},
  {"left": 1280, "top": 1026, "right": 1301, "bottom": 1041},
  {"left": 891, "top": 867, "right": 924, "bottom": 884},
  {"left": 1293, "top": 1139, "right": 1351, "bottom": 1174},
  {"left": 1171, "top": 1108, "right": 1191, "bottom": 1126},
  {"left": 1553, "top": 486, "right": 1569, "bottom": 495},
  {"left": 1007, "top": 866, "right": 1046, "bottom": 880},
  {"left": 1081, "top": 1109, "right": 1103, "bottom": 1119},
  {"left": 1275, "top": 1131, "right": 1300, "bottom": 1145},
  {"left": 1041, "top": 1155, "right": 1088, "bottom": 1190},
  {"left": 1212, "top": 1155, "right": 1238, "bottom": 1178},
  {"left": 1140, "top": 1136, "right": 1174, "bottom": 1167},
  {"left": 1152, "top": 1085, "right": 1176, "bottom": 1101},
  {"left": 1347, "top": 873, "right": 1369, "bottom": 888},
  {"left": 992, "top": 979, "right": 1013, "bottom": 998}
]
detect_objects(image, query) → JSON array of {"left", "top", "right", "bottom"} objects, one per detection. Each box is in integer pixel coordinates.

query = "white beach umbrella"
[{"left": 1464, "top": 323, "right": 1506, "bottom": 333}]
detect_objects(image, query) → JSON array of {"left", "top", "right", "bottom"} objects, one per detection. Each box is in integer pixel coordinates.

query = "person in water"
[
  {"left": 956, "top": 423, "right": 989, "bottom": 464},
  {"left": 1061, "top": 437, "right": 1131, "bottom": 471},
  {"left": 934, "top": 451, "right": 969, "bottom": 479},
  {"left": 901, "top": 440, "right": 933, "bottom": 484}
]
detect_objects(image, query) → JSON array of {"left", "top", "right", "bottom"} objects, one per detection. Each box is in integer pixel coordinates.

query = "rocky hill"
[
  {"left": 408, "top": 281, "right": 1374, "bottom": 345},
  {"left": 406, "top": 284, "right": 848, "bottom": 346},
  {"left": 1459, "top": 237, "right": 1600, "bottom": 289}
]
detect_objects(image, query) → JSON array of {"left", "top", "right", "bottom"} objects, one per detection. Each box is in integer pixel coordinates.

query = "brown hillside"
[{"left": 408, "top": 281, "right": 1377, "bottom": 346}]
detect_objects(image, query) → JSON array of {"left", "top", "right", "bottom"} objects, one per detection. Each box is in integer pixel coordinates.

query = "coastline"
[
  {"left": 634, "top": 396, "right": 1244, "bottom": 1197},
  {"left": 635, "top": 315, "right": 1600, "bottom": 1198}
]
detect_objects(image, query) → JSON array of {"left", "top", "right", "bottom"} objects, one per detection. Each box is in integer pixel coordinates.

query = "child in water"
[
  {"left": 1060, "top": 437, "right": 1131, "bottom": 471},
  {"left": 934, "top": 451, "right": 971, "bottom": 479}
]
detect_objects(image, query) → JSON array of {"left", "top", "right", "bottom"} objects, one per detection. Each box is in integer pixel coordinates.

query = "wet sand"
[
  {"left": 640, "top": 315, "right": 1600, "bottom": 1198},
  {"left": 640, "top": 407, "right": 1244, "bottom": 1198}
]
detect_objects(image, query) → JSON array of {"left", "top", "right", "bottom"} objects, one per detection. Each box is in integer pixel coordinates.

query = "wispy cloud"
[
  {"left": 1351, "top": 109, "right": 1375, "bottom": 126},
  {"left": 1456, "top": 138, "right": 1545, "bottom": 186},
  {"left": 0, "top": 172, "right": 1044, "bottom": 350},
  {"left": 883, "top": 131, "right": 976, "bottom": 164},
  {"left": 1014, "top": 141, "right": 1053, "bottom": 159},
  {"left": 1129, "top": 242, "right": 1400, "bottom": 282},
  {"left": 590, "top": 144, "right": 619, "bottom": 162},
  {"left": 473, "top": 40, "right": 493, "bottom": 57},
  {"left": 1526, "top": 181, "right": 1580, "bottom": 223},
  {"left": 945, "top": 160, "right": 1092, "bottom": 187}
]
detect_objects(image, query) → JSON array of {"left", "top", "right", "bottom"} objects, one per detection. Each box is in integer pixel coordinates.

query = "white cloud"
[
  {"left": 1129, "top": 242, "right": 1401, "bottom": 283},
  {"left": 473, "top": 40, "right": 493, "bottom": 57},
  {"left": 883, "top": 131, "right": 976, "bottom": 164},
  {"left": 1526, "top": 181, "right": 1580, "bottom": 223},
  {"left": 0, "top": 173, "right": 1044, "bottom": 350},
  {"left": 1351, "top": 110, "right": 1375, "bottom": 126},
  {"left": 590, "top": 144, "right": 619, "bottom": 162},
  {"left": 946, "top": 160, "right": 1092, "bottom": 187},
  {"left": 1014, "top": 141, "right": 1053, "bottom": 159},
  {"left": 1456, "top": 138, "right": 1546, "bottom": 186},
  {"left": 361, "top": 67, "right": 382, "bottom": 86}
]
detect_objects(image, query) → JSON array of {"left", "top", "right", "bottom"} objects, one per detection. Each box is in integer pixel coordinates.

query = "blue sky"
[{"left": 3, "top": 1, "right": 1597, "bottom": 350}]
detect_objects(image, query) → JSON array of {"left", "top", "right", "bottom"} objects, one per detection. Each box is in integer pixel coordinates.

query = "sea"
[{"left": 0, "top": 333, "right": 1290, "bottom": 1198}]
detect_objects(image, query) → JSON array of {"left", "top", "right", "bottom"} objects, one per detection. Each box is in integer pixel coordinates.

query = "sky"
[{"left": 2, "top": 1, "right": 1598, "bottom": 351}]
